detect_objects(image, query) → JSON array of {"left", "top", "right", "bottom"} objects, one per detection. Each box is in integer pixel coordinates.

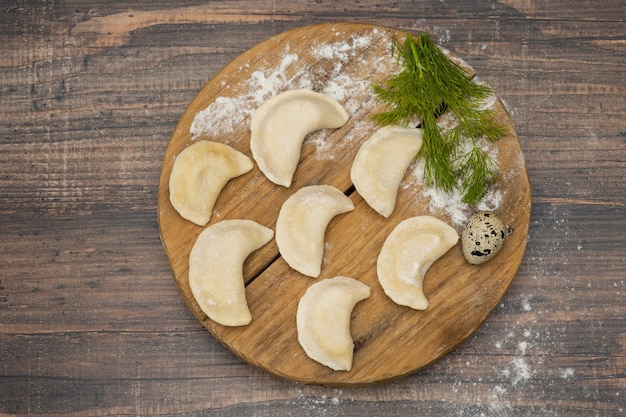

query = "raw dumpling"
[
  {"left": 189, "top": 219, "right": 274, "bottom": 326},
  {"left": 377, "top": 216, "right": 459, "bottom": 310},
  {"left": 297, "top": 276, "right": 371, "bottom": 371},
  {"left": 169, "top": 141, "right": 253, "bottom": 226},
  {"left": 350, "top": 126, "right": 423, "bottom": 217},
  {"left": 250, "top": 89, "right": 349, "bottom": 187},
  {"left": 276, "top": 185, "right": 354, "bottom": 277}
]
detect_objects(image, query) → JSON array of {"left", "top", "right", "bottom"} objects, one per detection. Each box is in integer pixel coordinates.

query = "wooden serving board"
[{"left": 157, "top": 23, "right": 531, "bottom": 386}]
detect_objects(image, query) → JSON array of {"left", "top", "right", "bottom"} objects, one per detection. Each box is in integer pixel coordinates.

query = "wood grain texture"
[
  {"left": 158, "top": 22, "right": 531, "bottom": 386},
  {"left": 0, "top": 0, "right": 624, "bottom": 416}
]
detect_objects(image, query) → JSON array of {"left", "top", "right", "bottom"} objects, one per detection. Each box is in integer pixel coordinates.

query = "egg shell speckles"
[{"left": 462, "top": 211, "right": 508, "bottom": 265}]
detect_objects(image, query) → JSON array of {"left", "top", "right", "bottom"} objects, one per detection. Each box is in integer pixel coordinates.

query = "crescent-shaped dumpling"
[
  {"left": 276, "top": 185, "right": 354, "bottom": 278},
  {"left": 250, "top": 89, "right": 349, "bottom": 187},
  {"left": 297, "top": 276, "right": 371, "bottom": 371},
  {"left": 189, "top": 219, "right": 274, "bottom": 326},
  {"left": 377, "top": 216, "right": 459, "bottom": 310},
  {"left": 350, "top": 126, "right": 423, "bottom": 217},
  {"left": 169, "top": 141, "right": 253, "bottom": 226}
]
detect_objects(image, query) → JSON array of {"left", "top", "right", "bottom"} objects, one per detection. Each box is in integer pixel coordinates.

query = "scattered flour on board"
[
  {"left": 190, "top": 30, "right": 384, "bottom": 142},
  {"left": 189, "top": 50, "right": 312, "bottom": 140},
  {"left": 405, "top": 144, "right": 504, "bottom": 227}
]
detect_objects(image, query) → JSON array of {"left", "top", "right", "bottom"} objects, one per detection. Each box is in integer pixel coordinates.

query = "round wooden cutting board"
[{"left": 157, "top": 23, "right": 531, "bottom": 386}]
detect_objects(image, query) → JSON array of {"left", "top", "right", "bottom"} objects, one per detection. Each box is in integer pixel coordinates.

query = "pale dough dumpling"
[
  {"left": 276, "top": 185, "right": 354, "bottom": 277},
  {"left": 169, "top": 141, "right": 253, "bottom": 226},
  {"left": 250, "top": 89, "right": 349, "bottom": 187},
  {"left": 351, "top": 126, "right": 423, "bottom": 217},
  {"left": 297, "top": 276, "right": 371, "bottom": 371},
  {"left": 377, "top": 216, "right": 459, "bottom": 310},
  {"left": 189, "top": 219, "right": 274, "bottom": 326}
]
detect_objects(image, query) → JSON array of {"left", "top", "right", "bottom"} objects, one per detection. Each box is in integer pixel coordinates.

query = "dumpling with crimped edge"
[
  {"left": 189, "top": 219, "right": 274, "bottom": 327},
  {"left": 351, "top": 125, "right": 423, "bottom": 218},
  {"left": 250, "top": 89, "right": 349, "bottom": 187},
  {"left": 169, "top": 141, "right": 253, "bottom": 226},
  {"left": 276, "top": 185, "right": 354, "bottom": 278},
  {"left": 377, "top": 215, "right": 459, "bottom": 310},
  {"left": 297, "top": 276, "right": 371, "bottom": 371}
]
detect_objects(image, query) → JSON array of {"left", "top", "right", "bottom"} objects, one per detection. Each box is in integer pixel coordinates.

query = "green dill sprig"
[
  {"left": 456, "top": 142, "right": 500, "bottom": 204},
  {"left": 371, "top": 33, "right": 507, "bottom": 204}
]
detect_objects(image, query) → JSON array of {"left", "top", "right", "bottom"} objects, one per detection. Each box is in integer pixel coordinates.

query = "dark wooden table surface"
[{"left": 1, "top": 1, "right": 624, "bottom": 416}]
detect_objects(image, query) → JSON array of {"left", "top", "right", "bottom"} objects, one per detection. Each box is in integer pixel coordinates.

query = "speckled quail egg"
[{"left": 462, "top": 211, "right": 509, "bottom": 265}]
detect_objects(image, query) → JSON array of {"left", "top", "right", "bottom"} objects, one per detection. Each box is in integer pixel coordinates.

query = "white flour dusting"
[
  {"left": 312, "top": 34, "right": 371, "bottom": 61},
  {"left": 190, "top": 31, "right": 382, "bottom": 141},
  {"left": 190, "top": 51, "right": 312, "bottom": 140},
  {"left": 508, "top": 357, "right": 533, "bottom": 386},
  {"left": 406, "top": 147, "right": 504, "bottom": 228}
]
